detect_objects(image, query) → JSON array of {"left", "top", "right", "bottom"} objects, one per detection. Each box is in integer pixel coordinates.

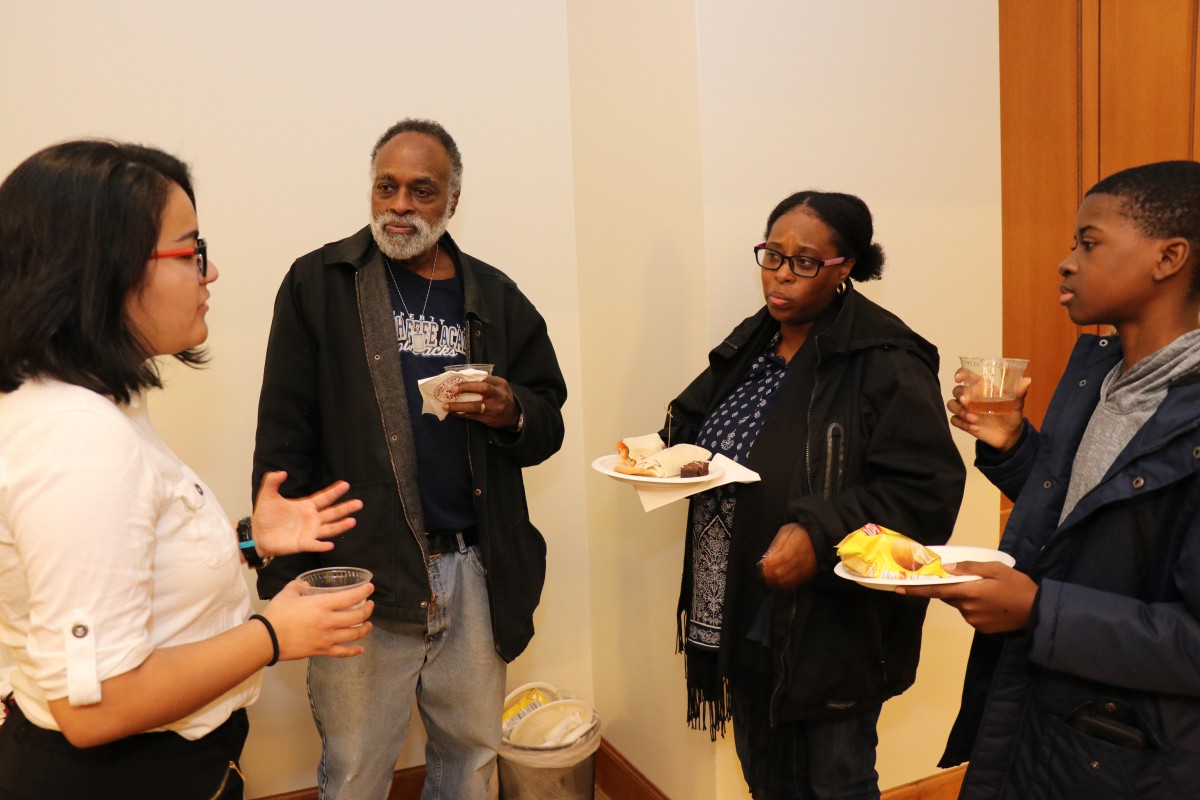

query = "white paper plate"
[
  {"left": 834, "top": 545, "right": 1016, "bottom": 591},
  {"left": 590, "top": 454, "right": 723, "bottom": 485},
  {"left": 508, "top": 698, "right": 595, "bottom": 747}
]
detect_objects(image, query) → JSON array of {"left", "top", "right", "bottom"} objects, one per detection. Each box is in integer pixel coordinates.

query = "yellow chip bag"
[
  {"left": 502, "top": 687, "right": 551, "bottom": 736},
  {"left": 836, "top": 523, "right": 947, "bottom": 580}
]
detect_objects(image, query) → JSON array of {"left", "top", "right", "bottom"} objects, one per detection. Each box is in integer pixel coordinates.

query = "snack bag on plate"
[{"left": 836, "top": 523, "right": 947, "bottom": 580}]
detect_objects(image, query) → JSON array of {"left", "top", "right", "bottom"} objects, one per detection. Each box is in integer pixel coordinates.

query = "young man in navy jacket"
[{"left": 905, "top": 160, "right": 1200, "bottom": 800}]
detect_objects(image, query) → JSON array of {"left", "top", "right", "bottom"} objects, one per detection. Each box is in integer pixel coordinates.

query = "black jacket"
[
  {"left": 670, "top": 286, "right": 965, "bottom": 721},
  {"left": 251, "top": 228, "right": 566, "bottom": 661},
  {"left": 947, "top": 335, "right": 1200, "bottom": 800}
]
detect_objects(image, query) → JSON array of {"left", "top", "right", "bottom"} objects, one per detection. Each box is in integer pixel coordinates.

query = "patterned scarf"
[{"left": 684, "top": 336, "right": 788, "bottom": 738}]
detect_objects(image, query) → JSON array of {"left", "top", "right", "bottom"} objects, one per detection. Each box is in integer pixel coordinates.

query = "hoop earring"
[{"left": 836, "top": 280, "right": 848, "bottom": 295}]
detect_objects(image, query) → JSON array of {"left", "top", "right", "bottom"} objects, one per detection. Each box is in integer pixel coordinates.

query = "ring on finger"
[{"left": 480, "top": 401, "right": 487, "bottom": 414}]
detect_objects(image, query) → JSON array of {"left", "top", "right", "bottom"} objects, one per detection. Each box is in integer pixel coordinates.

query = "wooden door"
[{"left": 999, "top": 0, "right": 1200, "bottom": 525}]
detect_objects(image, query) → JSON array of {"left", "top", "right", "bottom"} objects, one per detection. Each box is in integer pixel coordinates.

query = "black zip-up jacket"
[
  {"left": 251, "top": 228, "right": 566, "bottom": 662},
  {"left": 669, "top": 285, "right": 965, "bottom": 720}
]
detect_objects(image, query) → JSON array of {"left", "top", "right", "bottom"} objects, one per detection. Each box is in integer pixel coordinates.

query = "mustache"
[{"left": 376, "top": 211, "right": 427, "bottom": 229}]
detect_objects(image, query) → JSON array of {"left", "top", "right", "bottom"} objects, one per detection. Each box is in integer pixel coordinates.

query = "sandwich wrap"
[
  {"left": 613, "top": 443, "right": 712, "bottom": 477},
  {"left": 616, "top": 433, "right": 666, "bottom": 465}
]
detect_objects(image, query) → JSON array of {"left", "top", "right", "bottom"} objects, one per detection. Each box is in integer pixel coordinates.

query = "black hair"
[
  {"left": 1087, "top": 160, "right": 1200, "bottom": 295},
  {"left": 0, "top": 139, "right": 204, "bottom": 403},
  {"left": 370, "top": 118, "right": 463, "bottom": 192},
  {"left": 764, "top": 191, "right": 885, "bottom": 282}
]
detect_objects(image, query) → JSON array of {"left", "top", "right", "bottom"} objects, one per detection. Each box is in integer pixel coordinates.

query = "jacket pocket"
[
  {"left": 1032, "top": 711, "right": 1167, "bottom": 800},
  {"left": 333, "top": 480, "right": 400, "bottom": 598}
]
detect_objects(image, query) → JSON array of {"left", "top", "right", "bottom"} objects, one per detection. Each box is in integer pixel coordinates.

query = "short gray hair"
[{"left": 371, "top": 118, "right": 463, "bottom": 193}]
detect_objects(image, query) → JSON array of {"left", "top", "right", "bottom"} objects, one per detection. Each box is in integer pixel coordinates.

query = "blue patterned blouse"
[{"left": 686, "top": 333, "right": 790, "bottom": 651}]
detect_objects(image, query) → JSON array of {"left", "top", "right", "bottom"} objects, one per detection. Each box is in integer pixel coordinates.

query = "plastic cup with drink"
[{"left": 957, "top": 357, "right": 1029, "bottom": 414}]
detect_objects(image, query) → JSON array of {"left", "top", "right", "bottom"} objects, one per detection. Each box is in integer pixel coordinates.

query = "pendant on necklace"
[{"left": 411, "top": 327, "right": 428, "bottom": 355}]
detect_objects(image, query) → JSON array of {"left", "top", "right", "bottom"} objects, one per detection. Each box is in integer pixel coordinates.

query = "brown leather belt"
[{"left": 426, "top": 526, "right": 478, "bottom": 555}]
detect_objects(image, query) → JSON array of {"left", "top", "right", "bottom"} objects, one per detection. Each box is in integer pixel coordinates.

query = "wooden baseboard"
[
  {"left": 881, "top": 765, "right": 966, "bottom": 800},
  {"left": 253, "top": 764, "right": 423, "bottom": 800},
  {"left": 254, "top": 740, "right": 664, "bottom": 800},
  {"left": 594, "top": 738, "right": 669, "bottom": 800},
  {"left": 254, "top": 743, "right": 964, "bottom": 800}
]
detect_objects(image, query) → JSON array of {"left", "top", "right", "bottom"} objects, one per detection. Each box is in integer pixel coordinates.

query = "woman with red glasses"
[
  {"left": 0, "top": 140, "right": 373, "bottom": 799},
  {"left": 663, "top": 191, "right": 965, "bottom": 799}
]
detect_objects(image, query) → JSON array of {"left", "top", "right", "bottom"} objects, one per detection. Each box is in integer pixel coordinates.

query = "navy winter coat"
[{"left": 947, "top": 335, "right": 1200, "bottom": 800}]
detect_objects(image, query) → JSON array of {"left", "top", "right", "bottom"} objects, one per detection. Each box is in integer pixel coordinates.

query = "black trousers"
[{"left": 0, "top": 699, "right": 248, "bottom": 800}]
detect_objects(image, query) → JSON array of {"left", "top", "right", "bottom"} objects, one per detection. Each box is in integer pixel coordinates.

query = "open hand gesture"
[{"left": 251, "top": 471, "right": 363, "bottom": 558}]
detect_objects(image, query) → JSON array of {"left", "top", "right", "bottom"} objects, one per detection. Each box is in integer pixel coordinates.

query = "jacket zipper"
[
  {"left": 769, "top": 373, "right": 822, "bottom": 726},
  {"left": 205, "top": 761, "right": 244, "bottom": 800}
]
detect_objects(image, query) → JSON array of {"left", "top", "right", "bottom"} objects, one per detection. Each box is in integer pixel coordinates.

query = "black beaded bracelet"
[{"left": 249, "top": 614, "right": 280, "bottom": 667}]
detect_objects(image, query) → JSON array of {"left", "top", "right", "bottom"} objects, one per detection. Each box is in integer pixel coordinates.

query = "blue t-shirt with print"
[{"left": 386, "top": 259, "right": 476, "bottom": 533}]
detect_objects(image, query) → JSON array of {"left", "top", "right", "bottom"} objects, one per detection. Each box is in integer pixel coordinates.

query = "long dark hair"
[
  {"left": 764, "top": 190, "right": 886, "bottom": 282},
  {"left": 0, "top": 140, "right": 205, "bottom": 403}
]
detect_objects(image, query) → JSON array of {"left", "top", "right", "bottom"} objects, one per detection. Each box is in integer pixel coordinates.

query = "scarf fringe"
[
  {"left": 686, "top": 682, "right": 730, "bottom": 741},
  {"left": 682, "top": 631, "right": 732, "bottom": 741}
]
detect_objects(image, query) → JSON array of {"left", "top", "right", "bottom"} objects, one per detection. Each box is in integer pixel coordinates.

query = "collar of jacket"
[
  {"left": 716, "top": 283, "right": 941, "bottom": 375},
  {"left": 1054, "top": 335, "right": 1200, "bottom": 531},
  {"left": 324, "top": 226, "right": 494, "bottom": 327}
]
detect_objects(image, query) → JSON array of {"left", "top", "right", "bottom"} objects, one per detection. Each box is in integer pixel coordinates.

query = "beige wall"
[{"left": 0, "top": 1, "right": 1000, "bottom": 798}]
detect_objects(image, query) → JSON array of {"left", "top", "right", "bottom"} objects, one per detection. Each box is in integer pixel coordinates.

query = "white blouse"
[{"left": 0, "top": 379, "right": 259, "bottom": 739}]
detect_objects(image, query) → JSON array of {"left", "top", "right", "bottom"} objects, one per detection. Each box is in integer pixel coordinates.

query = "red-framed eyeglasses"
[{"left": 151, "top": 238, "right": 207, "bottom": 278}]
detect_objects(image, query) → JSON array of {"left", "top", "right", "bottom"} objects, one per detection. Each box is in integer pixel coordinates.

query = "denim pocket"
[{"left": 465, "top": 544, "right": 488, "bottom": 578}]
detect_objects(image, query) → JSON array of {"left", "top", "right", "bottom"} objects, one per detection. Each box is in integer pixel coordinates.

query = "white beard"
[{"left": 370, "top": 206, "right": 452, "bottom": 261}]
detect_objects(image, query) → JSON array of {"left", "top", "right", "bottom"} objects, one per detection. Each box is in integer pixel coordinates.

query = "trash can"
[{"left": 498, "top": 712, "right": 601, "bottom": 800}]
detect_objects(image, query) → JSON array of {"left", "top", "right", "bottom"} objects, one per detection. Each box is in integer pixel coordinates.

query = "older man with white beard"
[{"left": 251, "top": 119, "right": 567, "bottom": 800}]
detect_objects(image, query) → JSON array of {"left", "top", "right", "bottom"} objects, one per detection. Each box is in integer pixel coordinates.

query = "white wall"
[
  {"left": 568, "top": 1, "right": 719, "bottom": 797},
  {"left": 1, "top": 2, "right": 591, "bottom": 796},
  {"left": 1, "top": 2, "right": 1001, "bottom": 798}
]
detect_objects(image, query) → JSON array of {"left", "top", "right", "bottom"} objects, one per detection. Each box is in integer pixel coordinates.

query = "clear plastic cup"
[
  {"left": 443, "top": 363, "right": 493, "bottom": 402},
  {"left": 444, "top": 363, "right": 494, "bottom": 375},
  {"left": 958, "top": 357, "right": 1029, "bottom": 414},
  {"left": 297, "top": 567, "right": 373, "bottom": 612}
]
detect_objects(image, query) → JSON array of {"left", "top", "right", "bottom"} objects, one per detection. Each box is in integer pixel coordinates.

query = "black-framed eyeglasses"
[
  {"left": 754, "top": 243, "right": 846, "bottom": 278},
  {"left": 151, "top": 238, "right": 208, "bottom": 278}
]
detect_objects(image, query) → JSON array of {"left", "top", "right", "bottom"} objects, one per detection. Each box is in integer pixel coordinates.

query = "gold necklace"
[{"left": 385, "top": 244, "right": 439, "bottom": 354}]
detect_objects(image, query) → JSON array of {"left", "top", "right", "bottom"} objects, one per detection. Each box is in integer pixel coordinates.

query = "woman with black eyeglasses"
[
  {"left": 663, "top": 191, "right": 965, "bottom": 799},
  {"left": 0, "top": 140, "right": 374, "bottom": 799}
]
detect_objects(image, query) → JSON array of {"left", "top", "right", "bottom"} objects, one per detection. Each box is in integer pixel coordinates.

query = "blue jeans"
[
  {"left": 732, "top": 680, "right": 881, "bottom": 800},
  {"left": 308, "top": 546, "right": 506, "bottom": 800}
]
